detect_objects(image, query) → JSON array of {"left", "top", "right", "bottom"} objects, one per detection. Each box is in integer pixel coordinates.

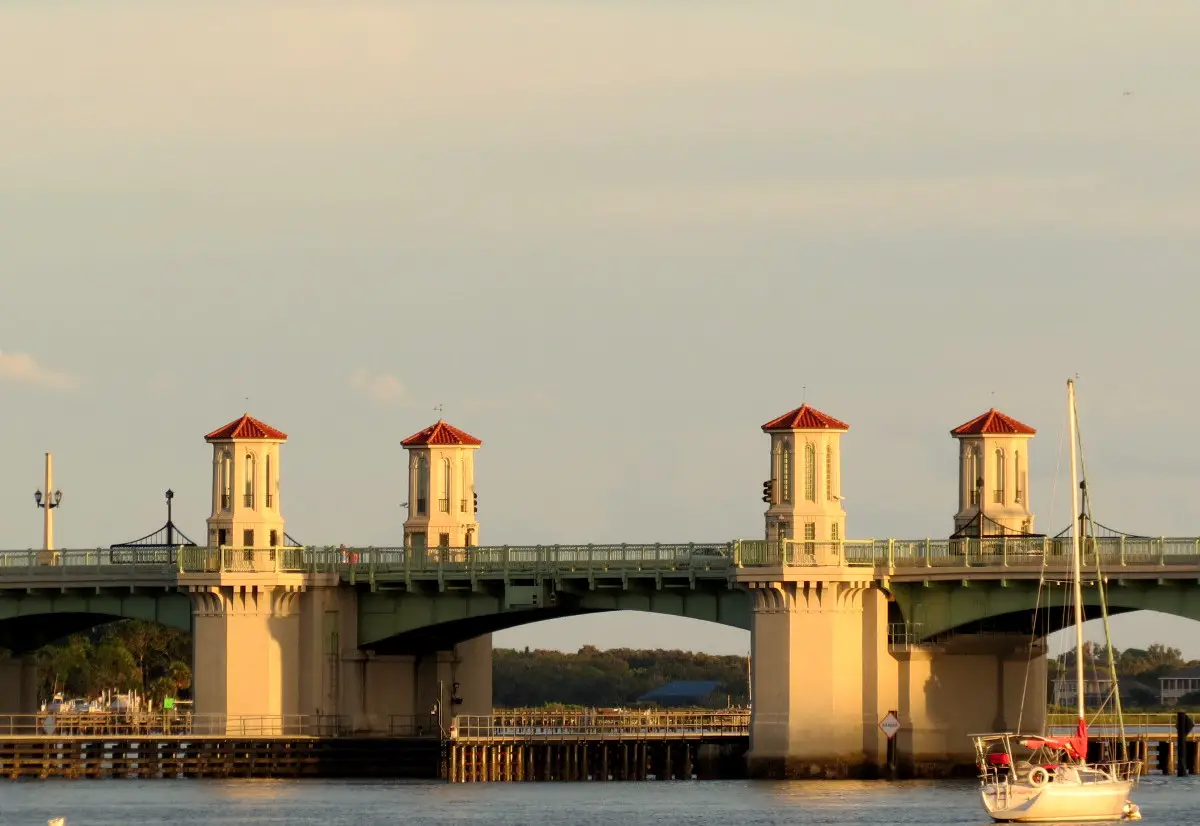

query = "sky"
[{"left": 3, "top": 1, "right": 1199, "bottom": 658}]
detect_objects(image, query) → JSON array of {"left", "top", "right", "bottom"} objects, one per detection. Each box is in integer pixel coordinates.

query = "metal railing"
[
  {"left": 0, "top": 712, "right": 363, "bottom": 738},
  {"left": 1047, "top": 712, "right": 1200, "bottom": 734},
  {"left": 450, "top": 710, "right": 749, "bottom": 741},
  {"left": 1, "top": 536, "right": 1199, "bottom": 577}
]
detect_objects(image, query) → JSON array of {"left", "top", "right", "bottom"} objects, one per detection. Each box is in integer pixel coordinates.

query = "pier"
[
  {"left": 0, "top": 713, "right": 437, "bottom": 780},
  {"left": 445, "top": 711, "right": 749, "bottom": 782}
]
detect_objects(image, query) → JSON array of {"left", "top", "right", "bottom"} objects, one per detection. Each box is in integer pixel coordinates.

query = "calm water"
[{"left": 0, "top": 777, "right": 1198, "bottom": 825}]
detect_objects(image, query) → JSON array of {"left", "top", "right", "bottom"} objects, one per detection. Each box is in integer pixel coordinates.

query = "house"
[
  {"left": 1159, "top": 666, "right": 1200, "bottom": 706},
  {"left": 1053, "top": 669, "right": 1158, "bottom": 708},
  {"left": 636, "top": 680, "right": 722, "bottom": 708},
  {"left": 1052, "top": 666, "right": 1115, "bottom": 708}
]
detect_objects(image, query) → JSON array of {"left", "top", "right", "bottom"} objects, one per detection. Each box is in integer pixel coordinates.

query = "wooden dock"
[
  {"left": 0, "top": 736, "right": 440, "bottom": 780},
  {"left": 444, "top": 710, "right": 749, "bottom": 782}
]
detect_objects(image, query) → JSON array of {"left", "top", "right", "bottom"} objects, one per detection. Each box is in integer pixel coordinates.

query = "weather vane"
[{"left": 433, "top": 403, "right": 444, "bottom": 416}]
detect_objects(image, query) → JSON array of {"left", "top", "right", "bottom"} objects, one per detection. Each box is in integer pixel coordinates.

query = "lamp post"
[
  {"left": 34, "top": 452, "right": 64, "bottom": 564},
  {"left": 165, "top": 489, "right": 175, "bottom": 547}
]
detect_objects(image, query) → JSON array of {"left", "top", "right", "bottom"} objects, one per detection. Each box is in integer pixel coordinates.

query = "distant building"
[
  {"left": 1159, "top": 666, "right": 1200, "bottom": 706},
  {"left": 636, "top": 680, "right": 722, "bottom": 708},
  {"left": 1053, "top": 669, "right": 1158, "bottom": 708},
  {"left": 1052, "top": 667, "right": 1114, "bottom": 708}
]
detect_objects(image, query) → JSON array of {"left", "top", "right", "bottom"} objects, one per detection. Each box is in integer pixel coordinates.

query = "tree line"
[
  {"left": 4, "top": 622, "right": 1195, "bottom": 711},
  {"left": 1049, "top": 642, "right": 1200, "bottom": 709}
]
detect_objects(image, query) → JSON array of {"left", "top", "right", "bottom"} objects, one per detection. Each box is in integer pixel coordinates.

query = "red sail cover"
[
  {"left": 1020, "top": 719, "right": 1088, "bottom": 760},
  {"left": 1067, "top": 717, "right": 1088, "bottom": 760}
]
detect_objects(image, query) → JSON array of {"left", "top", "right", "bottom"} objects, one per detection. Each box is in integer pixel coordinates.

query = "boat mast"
[{"left": 1067, "top": 379, "right": 1087, "bottom": 728}]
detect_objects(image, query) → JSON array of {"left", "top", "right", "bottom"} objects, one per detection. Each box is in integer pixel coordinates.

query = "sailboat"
[{"left": 970, "top": 379, "right": 1142, "bottom": 823}]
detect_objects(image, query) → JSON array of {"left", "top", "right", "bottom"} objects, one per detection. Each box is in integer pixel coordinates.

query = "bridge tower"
[
  {"left": 401, "top": 420, "right": 481, "bottom": 552},
  {"left": 760, "top": 404, "right": 849, "bottom": 549},
  {"left": 204, "top": 414, "right": 288, "bottom": 549},
  {"left": 950, "top": 409, "right": 1036, "bottom": 536}
]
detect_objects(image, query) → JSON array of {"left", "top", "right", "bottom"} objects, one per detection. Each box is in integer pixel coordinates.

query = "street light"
[
  {"left": 165, "top": 489, "right": 175, "bottom": 547},
  {"left": 33, "top": 452, "right": 63, "bottom": 559}
]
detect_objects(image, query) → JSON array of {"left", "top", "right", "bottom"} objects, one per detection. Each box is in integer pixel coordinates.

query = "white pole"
[
  {"left": 1067, "top": 381, "right": 1087, "bottom": 728},
  {"left": 43, "top": 452, "right": 54, "bottom": 552}
]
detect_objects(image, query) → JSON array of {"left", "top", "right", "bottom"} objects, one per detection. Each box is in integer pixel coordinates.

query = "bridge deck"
[{"left": 1, "top": 536, "right": 1199, "bottom": 587}]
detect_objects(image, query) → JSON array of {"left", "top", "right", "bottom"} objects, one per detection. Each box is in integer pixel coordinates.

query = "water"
[{"left": 1, "top": 777, "right": 1198, "bottom": 826}]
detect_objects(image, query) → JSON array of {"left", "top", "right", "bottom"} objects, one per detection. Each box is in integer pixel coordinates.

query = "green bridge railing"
[{"left": 1, "top": 536, "right": 1198, "bottom": 577}]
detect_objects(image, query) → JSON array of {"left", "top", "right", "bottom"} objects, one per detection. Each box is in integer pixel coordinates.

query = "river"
[{"left": 0, "top": 776, "right": 1198, "bottom": 825}]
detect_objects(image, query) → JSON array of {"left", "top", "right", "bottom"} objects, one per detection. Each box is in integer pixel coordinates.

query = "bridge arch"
[
  {"left": 893, "top": 579, "right": 1200, "bottom": 641},
  {"left": 356, "top": 586, "right": 751, "bottom": 653},
  {"left": 0, "top": 591, "right": 192, "bottom": 654}
]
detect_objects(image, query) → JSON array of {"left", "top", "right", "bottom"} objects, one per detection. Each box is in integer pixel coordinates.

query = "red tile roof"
[
  {"left": 401, "top": 420, "right": 482, "bottom": 447},
  {"left": 761, "top": 404, "right": 849, "bottom": 432},
  {"left": 951, "top": 408, "right": 1036, "bottom": 436},
  {"left": 205, "top": 414, "right": 288, "bottom": 441}
]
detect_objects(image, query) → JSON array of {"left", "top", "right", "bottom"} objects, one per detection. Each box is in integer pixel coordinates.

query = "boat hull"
[{"left": 981, "top": 779, "right": 1134, "bottom": 823}]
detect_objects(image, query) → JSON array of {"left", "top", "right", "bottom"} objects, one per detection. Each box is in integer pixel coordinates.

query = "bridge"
[{"left": 1, "top": 403, "right": 1197, "bottom": 781}]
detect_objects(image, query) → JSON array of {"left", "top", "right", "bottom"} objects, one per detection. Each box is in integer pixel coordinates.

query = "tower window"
[
  {"left": 243, "top": 529, "right": 254, "bottom": 548},
  {"left": 803, "top": 522, "right": 816, "bottom": 554},
  {"left": 994, "top": 448, "right": 1005, "bottom": 504},
  {"left": 270, "top": 529, "right": 279, "bottom": 547},
  {"left": 221, "top": 452, "right": 232, "bottom": 511},
  {"left": 439, "top": 458, "right": 451, "bottom": 513},
  {"left": 831, "top": 522, "right": 840, "bottom": 541},
  {"left": 416, "top": 456, "right": 429, "bottom": 515},
  {"left": 825, "top": 446, "right": 833, "bottom": 501},
  {"left": 804, "top": 444, "right": 816, "bottom": 502},
  {"left": 217, "top": 528, "right": 228, "bottom": 547},
  {"left": 1014, "top": 450, "right": 1023, "bottom": 503},
  {"left": 968, "top": 447, "right": 980, "bottom": 505},
  {"left": 244, "top": 453, "right": 256, "bottom": 508},
  {"left": 781, "top": 441, "right": 793, "bottom": 504},
  {"left": 266, "top": 454, "right": 274, "bottom": 508}
]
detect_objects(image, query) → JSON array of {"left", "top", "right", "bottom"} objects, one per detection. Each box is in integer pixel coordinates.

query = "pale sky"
[{"left": 3, "top": 2, "right": 1199, "bottom": 658}]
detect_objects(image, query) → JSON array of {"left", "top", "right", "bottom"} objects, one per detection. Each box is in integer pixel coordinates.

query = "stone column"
[
  {"left": 744, "top": 574, "right": 887, "bottom": 778},
  {"left": 0, "top": 656, "right": 40, "bottom": 714},
  {"left": 189, "top": 584, "right": 302, "bottom": 734},
  {"left": 895, "top": 634, "right": 1046, "bottom": 775}
]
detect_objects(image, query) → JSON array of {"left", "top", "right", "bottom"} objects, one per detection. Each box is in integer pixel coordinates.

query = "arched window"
[
  {"left": 265, "top": 453, "right": 274, "bottom": 508},
  {"left": 440, "top": 458, "right": 452, "bottom": 512},
  {"left": 804, "top": 444, "right": 816, "bottom": 502},
  {"left": 967, "top": 446, "right": 980, "bottom": 505},
  {"left": 825, "top": 446, "right": 834, "bottom": 501},
  {"left": 460, "top": 457, "right": 469, "bottom": 512},
  {"left": 416, "top": 456, "right": 430, "bottom": 515},
  {"left": 221, "top": 452, "right": 232, "bottom": 510},
  {"left": 781, "top": 441, "right": 793, "bottom": 504},
  {"left": 994, "top": 448, "right": 1005, "bottom": 504},
  {"left": 1014, "top": 450, "right": 1022, "bottom": 504},
  {"left": 245, "top": 453, "right": 256, "bottom": 508}
]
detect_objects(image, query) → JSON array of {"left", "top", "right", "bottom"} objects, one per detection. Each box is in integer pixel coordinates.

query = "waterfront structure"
[{"left": 1, "top": 402, "right": 1199, "bottom": 778}]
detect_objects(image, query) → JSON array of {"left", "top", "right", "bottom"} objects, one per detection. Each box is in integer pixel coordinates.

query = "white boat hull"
[{"left": 981, "top": 778, "right": 1134, "bottom": 823}]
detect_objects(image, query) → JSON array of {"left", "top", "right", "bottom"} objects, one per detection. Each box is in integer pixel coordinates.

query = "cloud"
[
  {"left": 0, "top": 350, "right": 77, "bottom": 391},
  {"left": 348, "top": 368, "right": 403, "bottom": 403}
]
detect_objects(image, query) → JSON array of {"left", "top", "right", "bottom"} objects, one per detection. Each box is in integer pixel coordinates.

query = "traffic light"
[
  {"left": 762, "top": 480, "right": 774, "bottom": 503},
  {"left": 473, "top": 491, "right": 478, "bottom": 513}
]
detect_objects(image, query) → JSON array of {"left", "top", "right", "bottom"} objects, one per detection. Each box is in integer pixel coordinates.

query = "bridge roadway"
[{"left": 1, "top": 535, "right": 1198, "bottom": 586}]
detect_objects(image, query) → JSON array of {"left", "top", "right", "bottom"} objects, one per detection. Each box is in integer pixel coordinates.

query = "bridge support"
[
  {"left": 337, "top": 635, "right": 492, "bottom": 736},
  {"left": 0, "top": 656, "right": 38, "bottom": 714},
  {"left": 189, "top": 583, "right": 303, "bottom": 731},
  {"left": 743, "top": 570, "right": 893, "bottom": 778},
  {"left": 895, "top": 634, "right": 1046, "bottom": 775}
]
